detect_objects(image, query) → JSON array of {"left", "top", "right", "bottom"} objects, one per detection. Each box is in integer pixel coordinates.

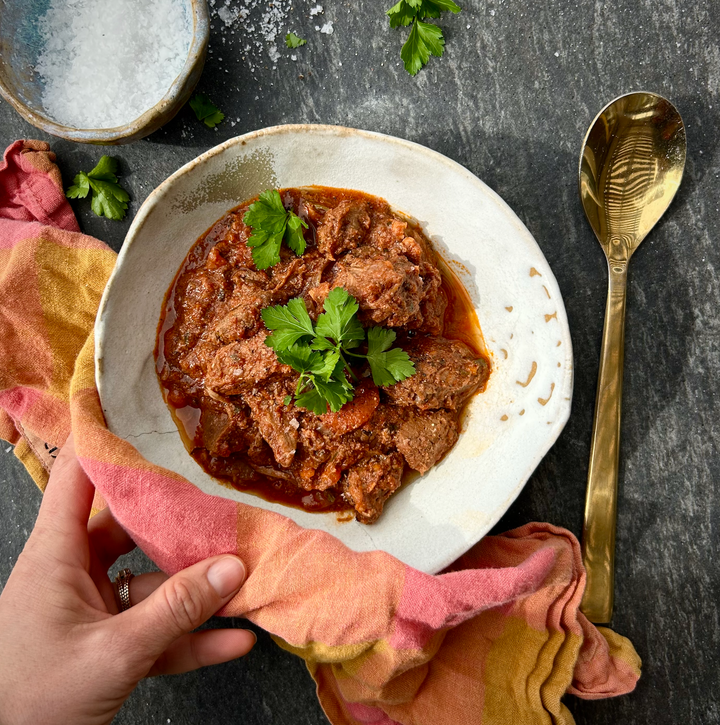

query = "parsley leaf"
[
  {"left": 424, "top": 0, "right": 461, "bottom": 13},
  {"left": 85, "top": 155, "right": 120, "bottom": 182},
  {"left": 314, "top": 373, "right": 354, "bottom": 412},
  {"left": 261, "top": 288, "right": 416, "bottom": 414},
  {"left": 275, "top": 344, "right": 325, "bottom": 374},
  {"left": 319, "top": 348, "right": 342, "bottom": 381},
  {"left": 286, "top": 32, "right": 307, "bottom": 48},
  {"left": 366, "top": 327, "right": 416, "bottom": 386},
  {"left": 285, "top": 213, "right": 307, "bottom": 256},
  {"left": 189, "top": 93, "right": 225, "bottom": 128},
  {"left": 387, "top": 0, "right": 421, "bottom": 27},
  {"left": 401, "top": 19, "right": 445, "bottom": 75},
  {"left": 310, "top": 336, "right": 336, "bottom": 351},
  {"left": 243, "top": 189, "right": 309, "bottom": 270},
  {"left": 262, "top": 297, "right": 315, "bottom": 350},
  {"left": 386, "top": 0, "right": 460, "bottom": 75},
  {"left": 315, "top": 287, "right": 365, "bottom": 347},
  {"left": 294, "top": 354, "right": 353, "bottom": 414},
  {"left": 66, "top": 155, "right": 129, "bottom": 220},
  {"left": 294, "top": 386, "right": 328, "bottom": 415},
  {"left": 65, "top": 174, "right": 90, "bottom": 199}
]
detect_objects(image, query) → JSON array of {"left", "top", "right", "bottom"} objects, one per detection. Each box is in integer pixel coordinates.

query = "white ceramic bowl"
[{"left": 95, "top": 125, "right": 573, "bottom": 573}]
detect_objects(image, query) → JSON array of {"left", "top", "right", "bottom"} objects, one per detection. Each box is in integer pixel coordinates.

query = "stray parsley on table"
[
  {"left": 286, "top": 31, "right": 307, "bottom": 48},
  {"left": 386, "top": 0, "right": 461, "bottom": 75},
  {"left": 189, "top": 93, "right": 225, "bottom": 128},
  {"left": 66, "top": 155, "right": 130, "bottom": 221},
  {"left": 262, "top": 288, "right": 416, "bottom": 414},
  {"left": 243, "top": 190, "right": 309, "bottom": 270}
]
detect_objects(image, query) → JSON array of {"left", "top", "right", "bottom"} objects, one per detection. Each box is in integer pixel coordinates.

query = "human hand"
[{"left": 0, "top": 434, "right": 255, "bottom": 725}]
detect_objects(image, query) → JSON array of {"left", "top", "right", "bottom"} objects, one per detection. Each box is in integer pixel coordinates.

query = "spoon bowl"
[
  {"left": 580, "top": 91, "right": 686, "bottom": 260},
  {"left": 578, "top": 92, "right": 686, "bottom": 623}
]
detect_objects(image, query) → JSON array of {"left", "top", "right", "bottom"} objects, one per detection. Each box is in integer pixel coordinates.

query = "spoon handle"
[{"left": 581, "top": 261, "right": 628, "bottom": 623}]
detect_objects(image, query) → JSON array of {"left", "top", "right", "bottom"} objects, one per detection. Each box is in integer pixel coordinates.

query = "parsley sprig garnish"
[
  {"left": 243, "top": 190, "right": 309, "bottom": 270},
  {"left": 386, "top": 0, "right": 461, "bottom": 76},
  {"left": 261, "top": 288, "right": 415, "bottom": 414},
  {"left": 66, "top": 156, "right": 129, "bottom": 220}
]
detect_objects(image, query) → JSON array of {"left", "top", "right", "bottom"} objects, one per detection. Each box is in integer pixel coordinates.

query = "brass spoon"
[{"left": 578, "top": 91, "right": 686, "bottom": 623}]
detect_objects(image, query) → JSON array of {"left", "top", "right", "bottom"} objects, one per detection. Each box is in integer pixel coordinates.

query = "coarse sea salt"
[
  {"left": 35, "top": 0, "right": 192, "bottom": 129},
  {"left": 209, "top": 0, "right": 328, "bottom": 71}
]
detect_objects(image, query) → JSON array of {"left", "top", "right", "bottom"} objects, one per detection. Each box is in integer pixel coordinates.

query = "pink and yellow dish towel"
[{"left": 0, "top": 140, "right": 640, "bottom": 724}]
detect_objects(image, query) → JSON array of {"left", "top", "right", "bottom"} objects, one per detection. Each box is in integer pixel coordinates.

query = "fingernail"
[{"left": 207, "top": 557, "right": 246, "bottom": 597}]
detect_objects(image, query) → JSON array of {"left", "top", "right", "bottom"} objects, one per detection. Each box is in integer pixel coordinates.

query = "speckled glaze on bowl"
[
  {"left": 95, "top": 125, "right": 574, "bottom": 573},
  {"left": 0, "top": 0, "right": 209, "bottom": 145}
]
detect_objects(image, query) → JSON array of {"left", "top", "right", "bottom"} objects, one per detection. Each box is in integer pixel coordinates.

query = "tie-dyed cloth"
[{"left": 0, "top": 140, "right": 640, "bottom": 724}]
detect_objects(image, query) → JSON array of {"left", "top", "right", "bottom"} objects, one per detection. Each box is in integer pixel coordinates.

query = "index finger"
[{"left": 35, "top": 432, "right": 95, "bottom": 538}]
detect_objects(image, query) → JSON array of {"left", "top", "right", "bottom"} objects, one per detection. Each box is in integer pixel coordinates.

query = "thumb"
[{"left": 115, "top": 555, "right": 247, "bottom": 660}]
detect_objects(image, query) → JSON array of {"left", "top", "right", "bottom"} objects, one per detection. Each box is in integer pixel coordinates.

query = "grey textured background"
[{"left": 1, "top": 0, "right": 719, "bottom": 723}]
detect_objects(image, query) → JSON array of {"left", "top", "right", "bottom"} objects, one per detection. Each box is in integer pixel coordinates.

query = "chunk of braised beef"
[
  {"left": 395, "top": 408, "right": 459, "bottom": 473},
  {"left": 211, "top": 291, "right": 273, "bottom": 344},
  {"left": 306, "top": 281, "right": 331, "bottom": 316},
  {"left": 204, "top": 333, "right": 291, "bottom": 396},
  {"left": 194, "top": 448, "right": 265, "bottom": 486},
  {"left": 330, "top": 247, "right": 425, "bottom": 328},
  {"left": 350, "top": 403, "right": 406, "bottom": 451},
  {"left": 293, "top": 412, "right": 378, "bottom": 491},
  {"left": 383, "top": 336, "right": 489, "bottom": 410},
  {"left": 205, "top": 266, "right": 271, "bottom": 343},
  {"left": 317, "top": 200, "right": 371, "bottom": 258},
  {"left": 198, "top": 399, "right": 265, "bottom": 459},
  {"left": 417, "top": 261, "right": 447, "bottom": 335},
  {"left": 276, "top": 250, "right": 331, "bottom": 319},
  {"left": 366, "top": 217, "right": 426, "bottom": 264},
  {"left": 241, "top": 378, "right": 300, "bottom": 468},
  {"left": 342, "top": 452, "right": 405, "bottom": 524},
  {"left": 273, "top": 249, "right": 326, "bottom": 291},
  {"left": 163, "top": 271, "right": 223, "bottom": 361},
  {"left": 313, "top": 435, "right": 377, "bottom": 491},
  {"left": 199, "top": 401, "right": 240, "bottom": 456},
  {"left": 226, "top": 212, "right": 260, "bottom": 268}
]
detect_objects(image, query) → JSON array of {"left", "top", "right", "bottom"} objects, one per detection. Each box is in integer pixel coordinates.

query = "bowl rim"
[{"left": 0, "top": 0, "right": 209, "bottom": 143}]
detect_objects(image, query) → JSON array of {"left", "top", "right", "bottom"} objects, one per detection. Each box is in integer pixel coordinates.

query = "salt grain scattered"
[
  {"left": 35, "top": 0, "right": 192, "bottom": 129},
  {"left": 218, "top": 5, "right": 239, "bottom": 25},
  {"left": 208, "top": 0, "right": 296, "bottom": 69},
  {"left": 309, "top": 4, "right": 323, "bottom": 15},
  {"left": 320, "top": 22, "right": 334, "bottom": 34}
]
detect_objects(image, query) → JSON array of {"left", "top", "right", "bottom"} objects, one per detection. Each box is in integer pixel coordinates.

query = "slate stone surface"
[{"left": 1, "top": 0, "right": 719, "bottom": 723}]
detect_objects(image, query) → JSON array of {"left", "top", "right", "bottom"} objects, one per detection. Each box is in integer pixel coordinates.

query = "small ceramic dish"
[
  {"left": 95, "top": 125, "right": 574, "bottom": 573},
  {"left": 0, "top": 0, "right": 209, "bottom": 145}
]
